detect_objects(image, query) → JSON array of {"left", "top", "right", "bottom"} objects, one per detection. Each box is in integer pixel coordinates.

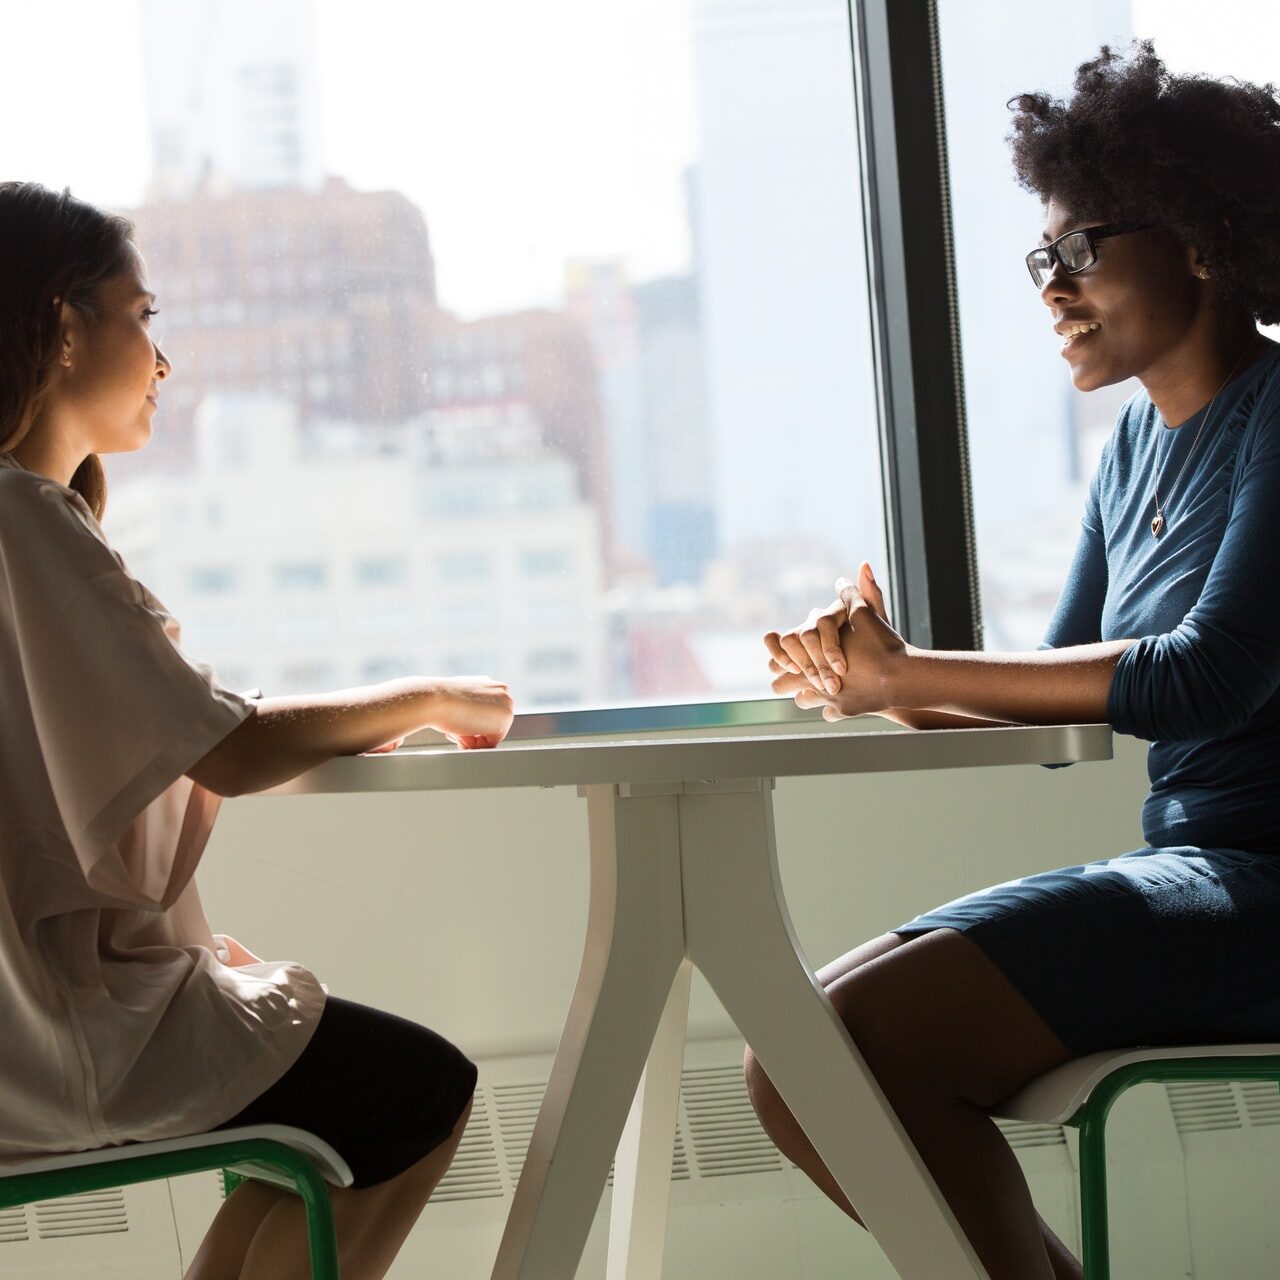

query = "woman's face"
[
  {"left": 55, "top": 242, "right": 170, "bottom": 456},
  {"left": 1039, "top": 196, "right": 1203, "bottom": 393}
]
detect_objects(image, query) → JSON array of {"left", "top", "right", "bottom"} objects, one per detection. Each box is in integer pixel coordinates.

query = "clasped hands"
[{"left": 763, "top": 561, "right": 909, "bottom": 721}]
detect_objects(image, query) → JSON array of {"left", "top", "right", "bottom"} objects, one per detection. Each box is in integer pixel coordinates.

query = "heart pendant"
[{"left": 1151, "top": 513, "right": 1165, "bottom": 537}]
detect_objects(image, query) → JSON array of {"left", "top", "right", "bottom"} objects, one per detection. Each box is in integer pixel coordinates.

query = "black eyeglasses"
[{"left": 1025, "top": 221, "right": 1154, "bottom": 289}]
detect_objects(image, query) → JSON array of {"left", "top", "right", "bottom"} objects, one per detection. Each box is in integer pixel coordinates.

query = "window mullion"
[{"left": 849, "top": 0, "right": 982, "bottom": 652}]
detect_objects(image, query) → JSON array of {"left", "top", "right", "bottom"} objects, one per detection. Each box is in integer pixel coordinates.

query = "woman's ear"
[
  {"left": 1188, "top": 242, "right": 1212, "bottom": 281},
  {"left": 53, "top": 296, "right": 79, "bottom": 366}
]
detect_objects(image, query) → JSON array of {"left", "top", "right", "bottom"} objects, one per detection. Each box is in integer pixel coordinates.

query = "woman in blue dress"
[{"left": 749, "top": 40, "right": 1280, "bottom": 1280}]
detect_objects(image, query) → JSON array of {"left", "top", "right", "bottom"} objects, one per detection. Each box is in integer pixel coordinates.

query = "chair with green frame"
[
  {"left": 0, "top": 1122, "right": 352, "bottom": 1279},
  {"left": 991, "top": 1042, "right": 1280, "bottom": 1279}
]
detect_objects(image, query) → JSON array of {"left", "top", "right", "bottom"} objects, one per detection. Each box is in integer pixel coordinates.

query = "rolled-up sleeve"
[{"left": 1107, "top": 382, "right": 1280, "bottom": 742}]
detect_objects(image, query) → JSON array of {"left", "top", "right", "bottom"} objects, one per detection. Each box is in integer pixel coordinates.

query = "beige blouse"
[{"left": 0, "top": 452, "right": 325, "bottom": 1165}]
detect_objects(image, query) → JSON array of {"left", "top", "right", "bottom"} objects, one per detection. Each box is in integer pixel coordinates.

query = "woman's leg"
[
  {"left": 184, "top": 1179, "right": 289, "bottom": 1280},
  {"left": 184, "top": 994, "right": 478, "bottom": 1280},
  {"left": 184, "top": 1089, "right": 476, "bottom": 1280},
  {"left": 235, "top": 1094, "right": 473, "bottom": 1280},
  {"left": 744, "top": 928, "right": 1083, "bottom": 1280}
]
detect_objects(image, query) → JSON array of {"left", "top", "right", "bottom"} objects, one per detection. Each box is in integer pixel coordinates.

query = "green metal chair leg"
[
  {"left": 0, "top": 1138, "right": 341, "bottom": 1280},
  {"left": 1075, "top": 1098, "right": 1111, "bottom": 1280},
  {"left": 218, "top": 1144, "right": 341, "bottom": 1280},
  {"left": 1062, "top": 1055, "right": 1280, "bottom": 1280},
  {"left": 289, "top": 1157, "right": 341, "bottom": 1280}
]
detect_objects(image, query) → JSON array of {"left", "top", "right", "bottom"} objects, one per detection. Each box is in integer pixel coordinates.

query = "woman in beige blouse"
[{"left": 0, "top": 180, "right": 515, "bottom": 1280}]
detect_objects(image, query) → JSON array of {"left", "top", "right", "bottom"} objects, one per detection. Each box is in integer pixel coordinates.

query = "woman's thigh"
[
  {"left": 214, "top": 995, "right": 477, "bottom": 1189},
  {"left": 816, "top": 928, "right": 1075, "bottom": 1109}
]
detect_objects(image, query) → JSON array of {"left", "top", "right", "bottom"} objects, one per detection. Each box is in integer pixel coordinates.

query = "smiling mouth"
[{"left": 1061, "top": 324, "right": 1101, "bottom": 352}]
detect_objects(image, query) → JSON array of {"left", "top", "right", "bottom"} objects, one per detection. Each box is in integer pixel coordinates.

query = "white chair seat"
[
  {"left": 0, "top": 1123, "right": 354, "bottom": 1188},
  {"left": 992, "top": 1042, "right": 1280, "bottom": 1126}
]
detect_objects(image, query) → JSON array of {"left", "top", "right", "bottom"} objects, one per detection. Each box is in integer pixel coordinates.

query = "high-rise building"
[
  {"left": 565, "top": 260, "right": 647, "bottom": 563},
  {"left": 122, "top": 177, "right": 439, "bottom": 475},
  {"left": 633, "top": 272, "right": 715, "bottom": 586},
  {"left": 424, "top": 309, "right": 613, "bottom": 568},
  {"left": 691, "top": 0, "right": 879, "bottom": 558},
  {"left": 104, "top": 393, "right": 607, "bottom": 706},
  {"left": 141, "top": 0, "right": 326, "bottom": 199}
]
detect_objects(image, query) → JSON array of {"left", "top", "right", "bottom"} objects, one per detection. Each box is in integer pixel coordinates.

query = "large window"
[
  {"left": 6, "top": 0, "right": 886, "bottom": 712},
  {"left": 22, "top": 2, "right": 1267, "bottom": 719}
]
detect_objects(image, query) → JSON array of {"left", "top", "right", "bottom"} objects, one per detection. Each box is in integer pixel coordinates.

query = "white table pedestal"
[{"left": 490, "top": 778, "right": 992, "bottom": 1280}]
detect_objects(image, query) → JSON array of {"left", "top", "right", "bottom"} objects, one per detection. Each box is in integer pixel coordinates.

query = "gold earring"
[{"left": 1198, "top": 266, "right": 1211, "bottom": 280}]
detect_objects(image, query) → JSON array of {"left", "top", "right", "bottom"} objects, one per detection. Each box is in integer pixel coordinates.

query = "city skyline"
[
  {"left": 11, "top": 2, "right": 1272, "bottom": 321},
  {"left": 6, "top": 0, "right": 1278, "bottom": 693}
]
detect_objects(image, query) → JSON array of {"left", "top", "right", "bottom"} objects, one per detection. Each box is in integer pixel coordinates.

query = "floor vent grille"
[
  {"left": 681, "top": 1065, "right": 784, "bottom": 1179},
  {"left": 993, "top": 1120, "right": 1068, "bottom": 1151},
  {"left": 1168, "top": 1081, "right": 1243, "bottom": 1134},
  {"left": 438, "top": 1062, "right": 1076, "bottom": 1204},
  {"left": 605, "top": 1128, "right": 690, "bottom": 1188},
  {"left": 32, "top": 1189, "right": 128, "bottom": 1238},
  {"left": 1240, "top": 1081, "right": 1280, "bottom": 1128},
  {"left": 0, "top": 1205, "right": 29, "bottom": 1243},
  {"left": 435, "top": 1099, "right": 504, "bottom": 1202},
  {"left": 492, "top": 1081, "right": 547, "bottom": 1185}
]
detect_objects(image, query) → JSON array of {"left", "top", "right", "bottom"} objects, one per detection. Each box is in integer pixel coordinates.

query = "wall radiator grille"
[
  {"left": 1169, "top": 1080, "right": 1280, "bottom": 1136},
  {"left": 23, "top": 1076, "right": 1272, "bottom": 1226},
  {"left": 0, "top": 1189, "right": 130, "bottom": 1242}
]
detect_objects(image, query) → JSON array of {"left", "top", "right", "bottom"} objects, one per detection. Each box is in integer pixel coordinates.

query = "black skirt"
[{"left": 212, "top": 994, "right": 477, "bottom": 1189}]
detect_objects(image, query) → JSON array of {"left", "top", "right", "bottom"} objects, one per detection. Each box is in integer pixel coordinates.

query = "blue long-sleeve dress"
[{"left": 892, "top": 336, "right": 1280, "bottom": 1055}]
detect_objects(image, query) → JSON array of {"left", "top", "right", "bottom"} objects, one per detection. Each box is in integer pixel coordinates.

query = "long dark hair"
[{"left": 0, "top": 182, "right": 138, "bottom": 521}]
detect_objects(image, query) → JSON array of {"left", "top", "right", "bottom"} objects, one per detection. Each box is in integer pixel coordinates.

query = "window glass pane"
[
  {"left": 188, "top": 565, "right": 239, "bottom": 595},
  {"left": 937, "top": 1, "right": 1135, "bottom": 651},
  {"left": 11, "top": 0, "right": 885, "bottom": 713},
  {"left": 354, "top": 556, "right": 408, "bottom": 588},
  {"left": 275, "top": 562, "right": 328, "bottom": 590},
  {"left": 940, "top": 0, "right": 1280, "bottom": 651},
  {"left": 520, "top": 549, "right": 574, "bottom": 578}
]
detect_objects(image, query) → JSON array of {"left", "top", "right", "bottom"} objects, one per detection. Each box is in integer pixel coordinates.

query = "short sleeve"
[{"left": 0, "top": 475, "right": 255, "bottom": 910}]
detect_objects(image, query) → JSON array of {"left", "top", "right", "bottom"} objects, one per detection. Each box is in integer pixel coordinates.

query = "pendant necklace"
[{"left": 1151, "top": 336, "right": 1258, "bottom": 537}]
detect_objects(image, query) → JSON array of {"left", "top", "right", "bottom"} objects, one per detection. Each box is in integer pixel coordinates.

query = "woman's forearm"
[
  {"left": 886, "top": 639, "right": 1138, "bottom": 725},
  {"left": 217, "top": 677, "right": 440, "bottom": 796}
]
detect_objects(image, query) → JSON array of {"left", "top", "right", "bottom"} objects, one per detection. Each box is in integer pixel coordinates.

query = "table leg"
[
  {"left": 607, "top": 957, "right": 693, "bottom": 1280},
  {"left": 491, "top": 785, "right": 687, "bottom": 1280},
  {"left": 678, "top": 781, "right": 991, "bottom": 1280}
]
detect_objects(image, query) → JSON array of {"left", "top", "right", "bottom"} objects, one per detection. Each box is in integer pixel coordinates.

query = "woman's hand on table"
[
  {"left": 428, "top": 676, "right": 516, "bottom": 749},
  {"left": 764, "top": 562, "right": 909, "bottom": 721}
]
